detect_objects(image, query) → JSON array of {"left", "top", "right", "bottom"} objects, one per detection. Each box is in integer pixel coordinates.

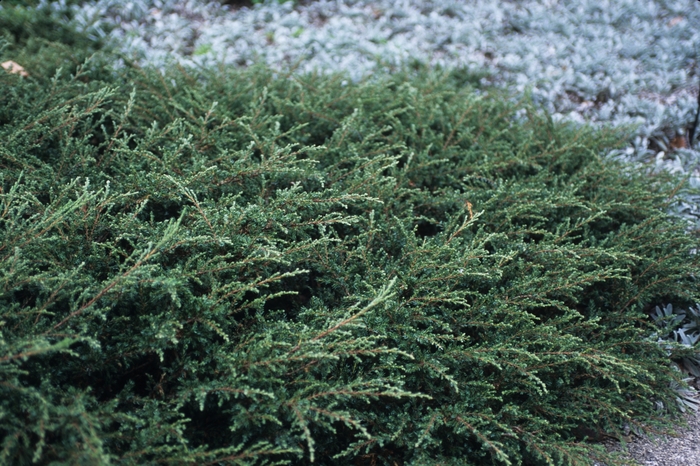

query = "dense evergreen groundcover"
[{"left": 2, "top": 51, "right": 700, "bottom": 465}]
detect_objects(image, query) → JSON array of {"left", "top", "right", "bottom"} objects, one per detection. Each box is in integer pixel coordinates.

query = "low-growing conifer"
[{"left": 1, "top": 42, "right": 700, "bottom": 465}]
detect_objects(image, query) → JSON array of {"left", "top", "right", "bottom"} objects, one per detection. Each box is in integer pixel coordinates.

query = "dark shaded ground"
[{"left": 219, "top": 0, "right": 321, "bottom": 8}]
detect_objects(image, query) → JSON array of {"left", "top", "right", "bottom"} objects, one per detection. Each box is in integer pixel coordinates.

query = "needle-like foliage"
[{"left": 1, "top": 49, "right": 700, "bottom": 465}]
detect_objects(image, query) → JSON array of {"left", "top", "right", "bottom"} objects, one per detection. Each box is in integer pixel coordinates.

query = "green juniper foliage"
[{"left": 2, "top": 48, "right": 700, "bottom": 466}]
